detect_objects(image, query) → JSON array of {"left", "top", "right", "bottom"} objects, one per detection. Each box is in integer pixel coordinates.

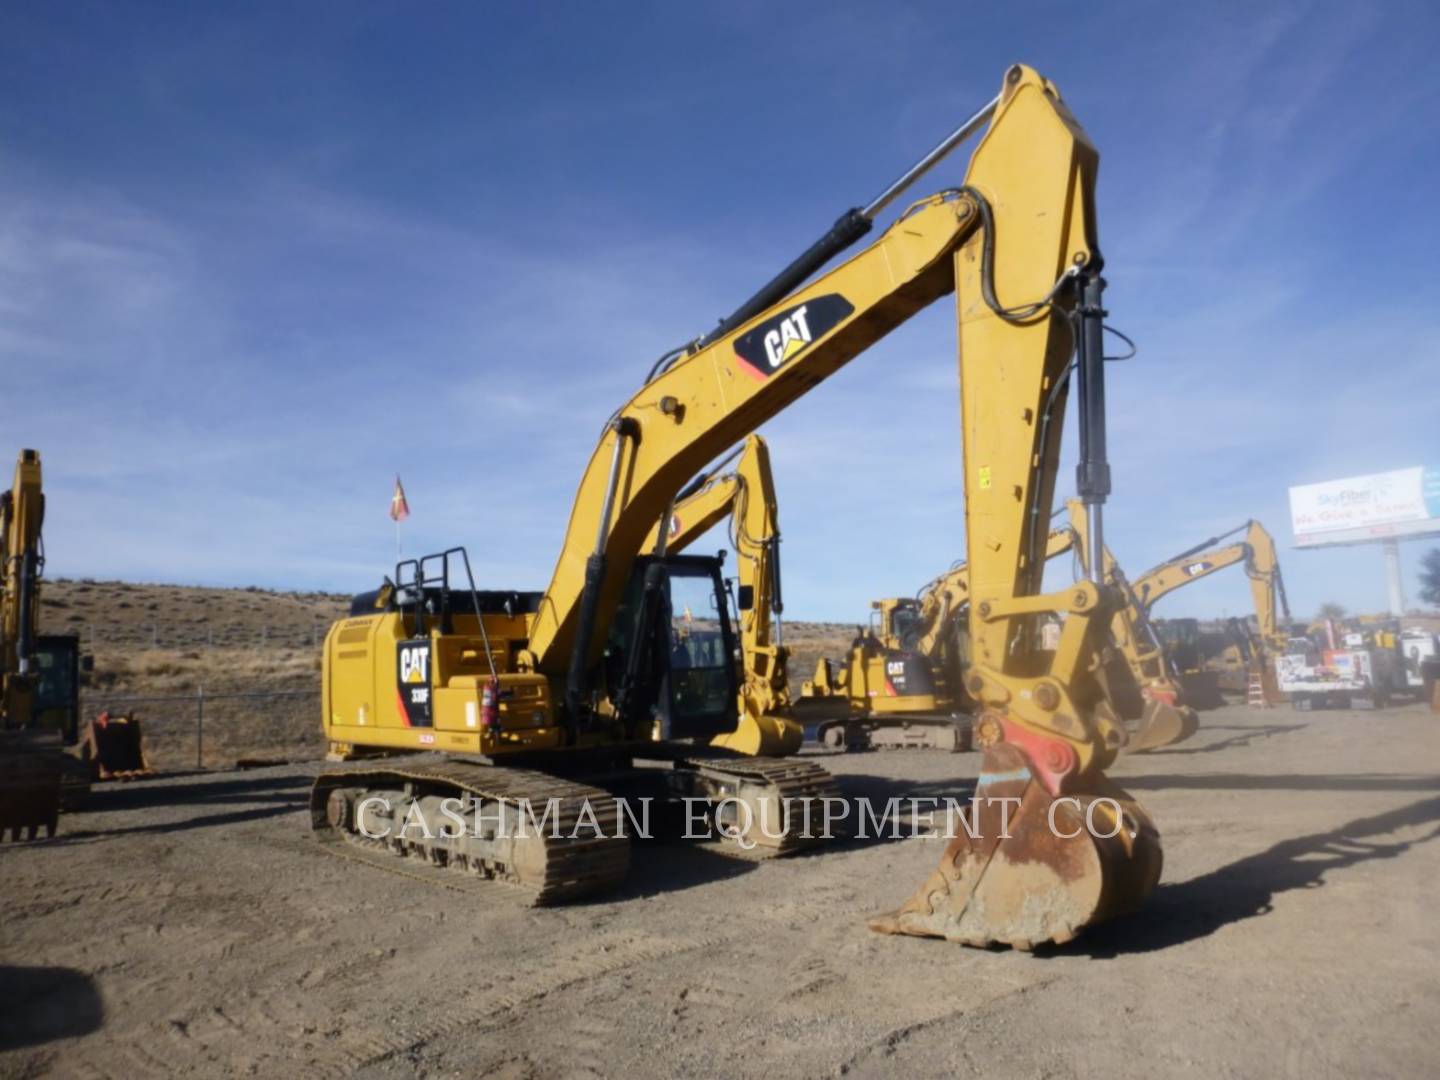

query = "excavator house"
[{"left": 312, "top": 64, "right": 1163, "bottom": 949}]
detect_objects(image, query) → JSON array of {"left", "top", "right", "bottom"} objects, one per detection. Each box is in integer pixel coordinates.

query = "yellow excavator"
[
  {"left": 810, "top": 497, "right": 1197, "bottom": 752},
  {"left": 1, "top": 450, "right": 88, "bottom": 839},
  {"left": 801, "top": 531, "right": 1080, "bottom": 753},
  {"left": 1137, "top": 519, "right": 1291, "bottom": 705},
  {"left": 639, "top": 434, "right": 803, "bottom": 756},
  {"left": 312, "top": 65, "right": 1161, "bottom": 948}
]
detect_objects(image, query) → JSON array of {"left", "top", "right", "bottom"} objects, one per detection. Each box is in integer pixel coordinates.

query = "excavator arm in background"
[
  {"left": 1, "top": 449, "right": 45, "bottom": 726},
  {"left": 910, "top": 524, "right": 1079, "bottom": 659},
  {"left": 1133, "top": 519, "right": 1291, "bottom": 702},
  {"left": 1061, "top": 499, "right": 1199, "bottom": 750},
  {"left": 855, "top": 507, "right": 1194, "bottom": 753},
  {"left": 641, "top": 435, "right": 803, "bottom": 755}
]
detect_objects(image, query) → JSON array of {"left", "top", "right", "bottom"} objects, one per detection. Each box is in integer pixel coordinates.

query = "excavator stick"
[
  {"left": 869, "top": 742, "right": 1161, "bottom": 948},
  {"left": 865, "top": 66, "right": 1163, "bottom": 946}
]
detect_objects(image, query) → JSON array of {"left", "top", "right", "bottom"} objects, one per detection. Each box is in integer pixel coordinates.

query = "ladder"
[{"left": 1246, "top": 669, "right": 1271, "bottom": 709}]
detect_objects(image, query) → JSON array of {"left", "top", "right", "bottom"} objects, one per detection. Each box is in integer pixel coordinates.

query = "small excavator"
[
  {"left": 1, "top": 449, "right": 88, "bottom": 839},
  {"left": 312, "top": 65, "right": 1162, "bottom": 948},
  {"left": 800, "top": 600, "right": 974, "bottom": 752},
  {"left": 809, "top": 498, "right": 1197, "bottom": 752},
  {"left": 639, "top": 434, "right": 803, "bottom": 756},
  {"left": 1137, "top": 519, "right": 1291, "bottom": 706}
]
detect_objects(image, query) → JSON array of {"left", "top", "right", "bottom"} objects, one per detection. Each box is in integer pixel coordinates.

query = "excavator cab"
[
  {"left": 31, "top": 634, "right": 82, "bottom": 745},
  {"left": 873, "top": 598, "right": 923, "bottom": 652},
  {"left": 604, "top": 554, "right": 740, "bottom": 742}
]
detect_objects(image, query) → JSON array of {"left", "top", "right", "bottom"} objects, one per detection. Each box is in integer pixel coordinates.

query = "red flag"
[{"left": 389, "top": 475, "right": 410, "bottom": 522}]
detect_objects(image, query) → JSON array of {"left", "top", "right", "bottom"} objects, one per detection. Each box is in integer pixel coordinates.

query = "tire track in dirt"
[
  {"left": 833, "top": 976, "right": 1059, "bottom": 1076},
  {"left": 54, "top": 930, "right": 737, "bottom": 1079},
  {"left": 315, "top": 931, "right": 739, "bottom": 1078}
]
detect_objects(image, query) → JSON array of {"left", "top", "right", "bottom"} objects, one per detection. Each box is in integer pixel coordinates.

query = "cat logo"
[
  {"left": 1183, "top": 561, "right": 1214, "bottom": 577},
  {"left": 764, "top": 305, "right": 813, "bottom": 366},
  {"left": 400, "top": 644, "right": 430, "bottom": 684},
  {"left": 884, "top": 657, "right": 908, "bottom": 695},
  {"left": 732, "top": 294, "right": 854, "bottom": 380},
  {"left": 396, "top": 638, "right": 434, "bottom": 727}
]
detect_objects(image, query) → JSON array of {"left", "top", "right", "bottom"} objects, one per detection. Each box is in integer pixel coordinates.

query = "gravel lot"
[{"left": 3, "top": 702, "right": 1437, "bottom": 1078}]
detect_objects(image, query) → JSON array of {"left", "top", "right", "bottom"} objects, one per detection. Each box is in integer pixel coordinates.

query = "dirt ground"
[{"left": 3, "top": 701, "right": 1438, "bottom": 1079}]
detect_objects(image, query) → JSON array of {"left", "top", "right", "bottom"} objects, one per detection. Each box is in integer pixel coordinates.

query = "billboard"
[{"left": 1289, "top": 466, "right": 1440, "bottom": 548}]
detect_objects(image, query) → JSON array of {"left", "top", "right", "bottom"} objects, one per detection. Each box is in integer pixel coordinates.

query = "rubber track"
[{"left": 310, "top": 756, "right": 631, "bottom": 904}]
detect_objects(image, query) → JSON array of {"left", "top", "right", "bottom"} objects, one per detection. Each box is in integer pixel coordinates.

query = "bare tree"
[{"left": 1419, "top": 548, "right": 1440, "bottom": 608}]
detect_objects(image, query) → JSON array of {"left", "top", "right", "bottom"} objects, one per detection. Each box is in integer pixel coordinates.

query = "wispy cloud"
[{"left": 2, "top": 2, "right": 1436, "bottom": 622}]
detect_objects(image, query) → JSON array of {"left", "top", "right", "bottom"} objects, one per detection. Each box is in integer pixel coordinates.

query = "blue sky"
[{"left": 2, "top": 1, "right": 1437, "bottom": 622}]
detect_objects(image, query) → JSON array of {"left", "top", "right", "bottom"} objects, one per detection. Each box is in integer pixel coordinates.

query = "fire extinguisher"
[{"left": 480, "top": 676, "right": 502, "bottom": 732}]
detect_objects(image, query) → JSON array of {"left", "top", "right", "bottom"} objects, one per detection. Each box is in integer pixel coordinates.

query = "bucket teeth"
[{"left": 869, "top": 743, "right": 1162, "bottom": 949}]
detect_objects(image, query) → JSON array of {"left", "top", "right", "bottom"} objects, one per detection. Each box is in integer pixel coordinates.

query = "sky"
[{"left": 2, "top": 1, "right": 1438, "bottom": 623}]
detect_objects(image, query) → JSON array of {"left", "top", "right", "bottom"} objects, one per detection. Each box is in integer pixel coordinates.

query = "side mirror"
[
  {"left": 80, "top": 655, "right": 95, "bottom": 673},
  {"left": 737, "top": 584, "right": 755, "bottom": 612}
]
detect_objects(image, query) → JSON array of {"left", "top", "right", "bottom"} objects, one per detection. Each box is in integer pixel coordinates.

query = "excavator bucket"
[
  {"left": 869, "top": 743, "right": 1161, "bottom": 949},
  {"left": 0, "top": 731, "right": 63, "bottom": 841},
  {"left": 84, "top": 711, "right": 154, "bottom": 780},
  {"left": 1125, "top": 694, "right": 1199, "bottom": 754},
  {"left": 711, "top": 713, "right": 804, "bottom": 757}
]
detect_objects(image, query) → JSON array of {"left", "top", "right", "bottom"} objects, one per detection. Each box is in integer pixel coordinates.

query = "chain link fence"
[
  {"left": 71, "top": 622, "right": 330, "bottom": 650},
  {"left": 81, "top": 689, "right": 325, "bottom": 771}
]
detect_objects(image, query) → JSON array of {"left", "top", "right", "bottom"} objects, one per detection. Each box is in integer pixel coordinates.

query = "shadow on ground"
[
  {"left": 0, "top": 966, "right": 104, "bottom": 1051},
  {"left": 49, "top": 772, "right": 311, "bottom": 844},
  {"left": 1061, "top": 794, "right": 1440, "bottom": 957},
  {"left": 605, "top": 841, "right": 760, "bottom": 901},
  {"left": 1142, "top": 722, "right": 1306, "bottom": 756}
]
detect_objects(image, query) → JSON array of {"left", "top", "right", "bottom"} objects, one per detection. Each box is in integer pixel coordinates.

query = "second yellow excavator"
[
  {"left": 809, "top": 497, "right": 1199, "bottom": 753},
  {"left": 1136, "top": 519, "right": 1291, "bottom": 705},
  {"left": 640, "top": 434, "right": 803, "bottom": 756}
]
